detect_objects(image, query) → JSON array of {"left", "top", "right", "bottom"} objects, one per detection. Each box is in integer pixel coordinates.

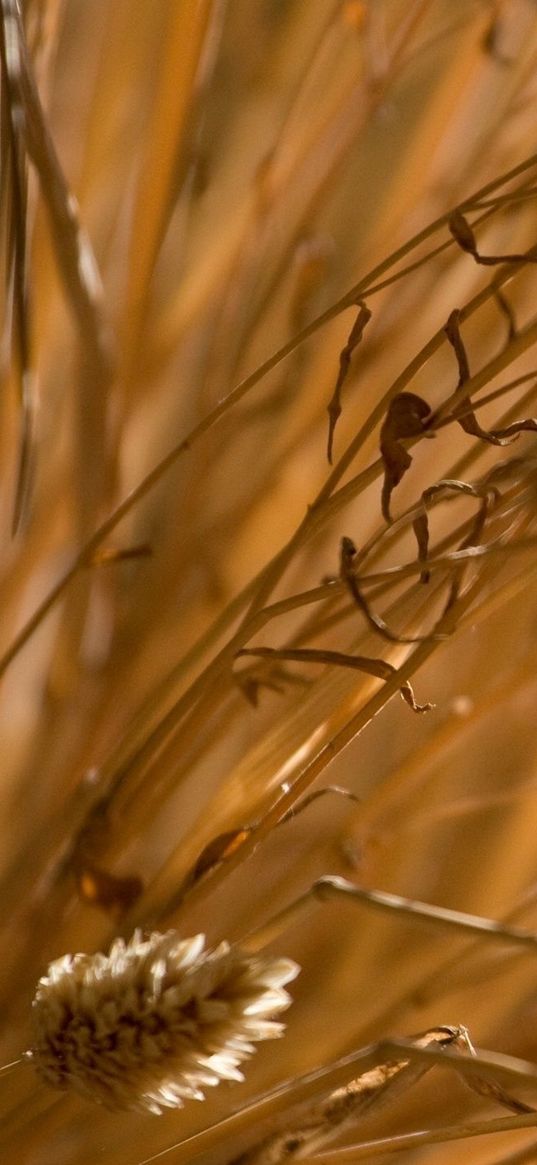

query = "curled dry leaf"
[
  {"left": 180, "top": 788, "right": 359, "bottom": 898},
  {"left": 412, "top": 479, "right": 499, "bottom": 586},
  {"left": 235, "top": 658, "right": 308, "bottom": 706},
  {"left": 494, "top": 417, "right": 537, "bottom": 438},
  {"left": 179, "top": 828, "right": 252, "bottom": 896},
  {"left": 327, "top": 301, "right": 372, "bottom": 463},
  {"left": 237, "top": 645, "right": 433, "bottom": 714},
  {"left": 379, "top": 392, "right": 431, "bottom": 521},
  {"left": 278, "top": 785, "right": 360, "bottom": 823},
  {"left": 340, "top": 536, "right": 443, "bottom": 645},
  {"left": 445, "top": 308, "right": 537, "bottom": 445},
  {"left": 448, "top": 209, "right": 537, "bottom": 266}
]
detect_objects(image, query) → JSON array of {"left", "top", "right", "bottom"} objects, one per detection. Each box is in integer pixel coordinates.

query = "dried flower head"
[{"left": 29, "top": 930, "right": 299, "bottom": 1114}]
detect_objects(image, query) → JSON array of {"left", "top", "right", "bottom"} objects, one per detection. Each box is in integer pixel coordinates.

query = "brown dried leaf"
[
  {"left": 448, "top": 518, "right": 494, "bottom": 612},
  {"left": 237, "top": 645, "right": 433, "bottom": 713},
  {"left": 445, "top": 309, "right": 505, "bottom": 443},
  {"left": 448, "top": 209, "right": 537, "bottom": 266},
  {"left": 340, "top": 536, "right": 442, "bottom": 646},
  {"left": 379, "top": 393, "right": 431, "bottom": 521},
  {"left": 413, "top": 512, "right": 431, "bottom": 584},
  {"left": 493, "top": 418, "right": 537, "bottom": 438},
  {"left": 445, "top": 308, "right": 537, "bottom": 445},
  {"left": 327, "top": 301, "right": 372, "bottom": 463},
  {"left": 449, "top": 209, "right": 477, "bottom": 255},
  {"left": 278, "top": 786, "right": 360, "bottom": 824},
  {"left": 181, "top": 828, "right": 252, "bottom": 895},
  {"left": 235, "top": 660, "right": 308, "bottom": 706},
  {"left": 445, "top": 308, "right": 470, "bottom": 387},
  {"left": 412, "top": 479, "right": 499, "bottom": 590},
  {"left": 181, "top": 789, "right": 359, "bottom": 898}
]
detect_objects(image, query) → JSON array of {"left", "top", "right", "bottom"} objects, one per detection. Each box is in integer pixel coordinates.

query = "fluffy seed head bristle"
[{"left": 29, "top": 930, "right": 299, "bottom": 1114}]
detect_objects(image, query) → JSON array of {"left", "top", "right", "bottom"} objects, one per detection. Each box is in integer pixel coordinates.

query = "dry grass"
[{"left": 3, "top": 0, "right": 537, "bottom": 1161}]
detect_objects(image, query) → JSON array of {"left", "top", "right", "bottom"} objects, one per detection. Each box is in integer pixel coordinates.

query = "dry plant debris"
[
  {"left": 2, "top": 2, "right": 537, "bottom": 1164},
  {"left": 326, "top": 300, "right": 372, "bottom": 464}
]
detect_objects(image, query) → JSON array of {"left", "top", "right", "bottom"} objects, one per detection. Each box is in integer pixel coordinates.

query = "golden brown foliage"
[{"left": 3, "top": 1, "right": 537, "bottom": 1162}]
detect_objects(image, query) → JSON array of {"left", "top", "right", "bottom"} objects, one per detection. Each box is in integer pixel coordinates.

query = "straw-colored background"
[{"left": 3, "top": 1, "right": 537, "bottom": 1161}]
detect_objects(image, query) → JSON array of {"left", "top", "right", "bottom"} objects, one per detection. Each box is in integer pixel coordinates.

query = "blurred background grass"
[{"left": 3, "top": 0, "right": 537, "bottom": 1161}]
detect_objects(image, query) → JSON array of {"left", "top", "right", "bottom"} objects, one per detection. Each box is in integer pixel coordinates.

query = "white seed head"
[{"left": 29, "top": 930, "right": 299, "bottom": 1114}]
